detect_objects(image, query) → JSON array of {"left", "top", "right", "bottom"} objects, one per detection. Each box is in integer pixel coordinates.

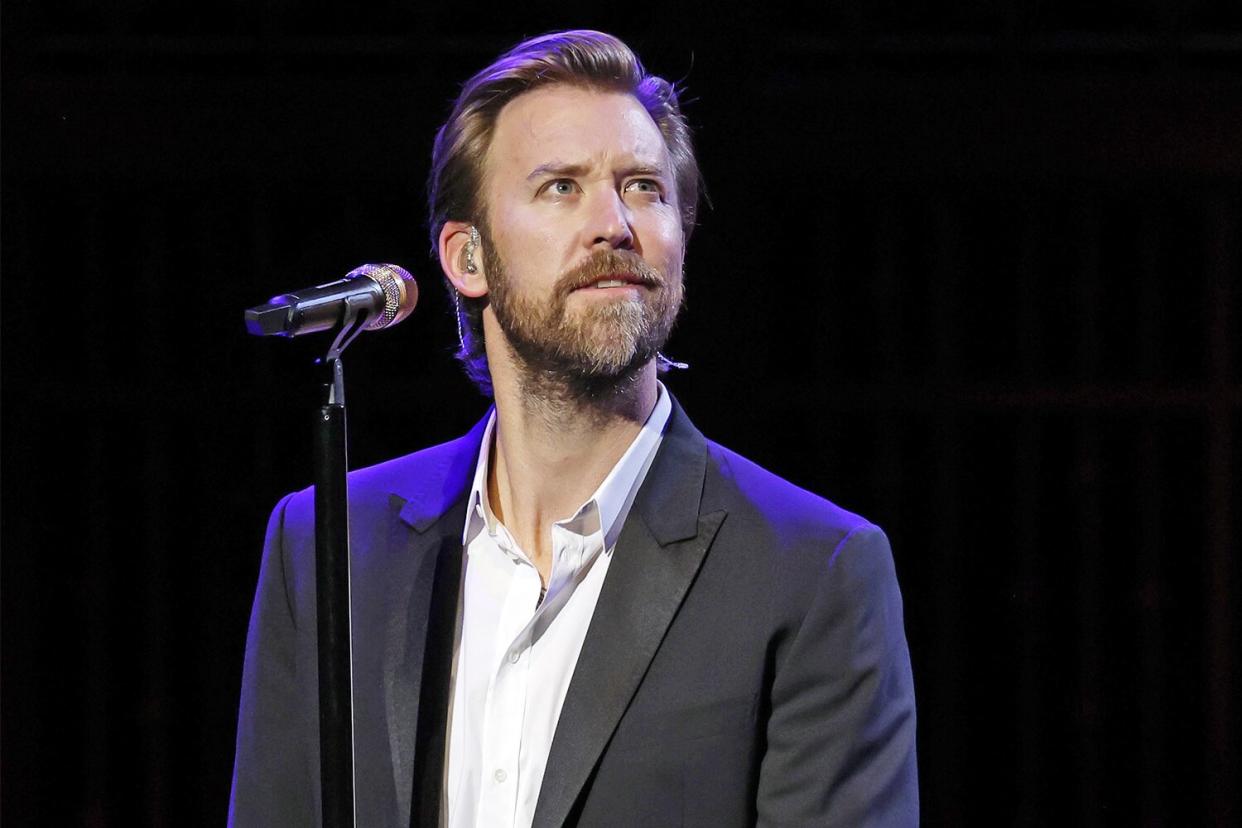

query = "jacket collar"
[
  {"left": 631, "top": 393, "right": 706, "bottom": 544},
  {"left": 393, "top": 408, "right": 492, "bottom": 533},
  {"left": 393, "top": 392, "right": 706, "bottom": 543}
]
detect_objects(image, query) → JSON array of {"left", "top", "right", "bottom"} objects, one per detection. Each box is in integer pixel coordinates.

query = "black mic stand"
[{"left": 314, "top": 295, "right": 374, "bottom": 828}]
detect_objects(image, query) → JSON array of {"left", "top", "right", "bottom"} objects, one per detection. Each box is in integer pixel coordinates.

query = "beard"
[{"left": 482, "top": 232, "right": 683, "bottom": 399}]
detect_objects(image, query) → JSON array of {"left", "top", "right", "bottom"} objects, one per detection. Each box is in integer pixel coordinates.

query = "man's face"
[{"left": 478, "top": 84, "right": 685, "bottom": 384}]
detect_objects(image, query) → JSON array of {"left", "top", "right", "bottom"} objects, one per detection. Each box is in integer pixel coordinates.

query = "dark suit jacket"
[{"left": 230, "top": 398, "right": 918, "bottom": 827}]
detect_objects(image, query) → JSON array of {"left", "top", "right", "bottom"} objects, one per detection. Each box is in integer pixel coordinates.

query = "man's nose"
[{"left": 583, "top": 189, "right": 634, "bottom": 250}]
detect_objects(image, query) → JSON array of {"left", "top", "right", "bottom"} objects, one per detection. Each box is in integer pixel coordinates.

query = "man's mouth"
[{"left": 575, "top": 272, "right": 655, "bottom": 290}]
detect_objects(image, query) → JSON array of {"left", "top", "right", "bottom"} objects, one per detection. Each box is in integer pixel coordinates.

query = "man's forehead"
[{"left": 488, "top": 85, "right": 670, "bottom": 177}]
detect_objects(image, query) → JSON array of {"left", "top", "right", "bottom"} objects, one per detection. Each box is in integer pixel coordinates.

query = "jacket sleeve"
[
  {"left": 229, "top": 492, "right": 318, "bottom": 826},
  {"left": 756, "top": 525, "right": 919, "bottom": 827}
]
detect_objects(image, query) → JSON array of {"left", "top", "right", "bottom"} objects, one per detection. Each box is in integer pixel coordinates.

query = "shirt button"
[
  {"left": 494, "top": 769, "right": 507, "bottom": 783},
  {"left": 508, "top": 650, "right": 520, "bottom": 664}
]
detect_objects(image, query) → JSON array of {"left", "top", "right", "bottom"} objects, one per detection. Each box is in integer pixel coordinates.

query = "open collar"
[{"left": 386, "top": 393, "right": 721, "bottom": 828}]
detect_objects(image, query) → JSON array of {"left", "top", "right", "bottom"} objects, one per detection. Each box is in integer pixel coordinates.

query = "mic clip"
[{"left": 316, "top": 294, "right": 374, "bottom": 405}]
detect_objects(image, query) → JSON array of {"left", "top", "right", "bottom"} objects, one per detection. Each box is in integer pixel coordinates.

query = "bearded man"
[{"left": 230, "top": 30, "right": 918, "bottom": 828}]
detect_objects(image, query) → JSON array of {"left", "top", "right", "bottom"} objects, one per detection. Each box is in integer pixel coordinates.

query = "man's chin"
[
  {"left": 571, "top": 311, "right": 676, "bottom": 379},
  {"left": 547, "top": 329, "right": 644, "bottom": 378},
  {"left": 524, "top": 337, "right": 657, "bottom": 392},
  {"left": 573, "top": 347, "right": 647, "bottom": 380}
]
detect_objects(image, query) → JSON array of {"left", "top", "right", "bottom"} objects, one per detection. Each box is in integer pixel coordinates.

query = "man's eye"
[
  {"left": 547, "top": 179, "right": 576, "bottom": 196},
  {"left": 625, "top": 179, "right": 661, "bottom": 195}
]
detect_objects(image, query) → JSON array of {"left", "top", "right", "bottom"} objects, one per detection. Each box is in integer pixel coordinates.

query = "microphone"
[{"left": 245, "top": 263, "right": 418, "bottom": 337}]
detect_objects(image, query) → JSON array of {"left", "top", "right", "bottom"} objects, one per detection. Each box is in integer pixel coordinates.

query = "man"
[{"left": 231, "top": 30, "right": 918, "bottom": 827}]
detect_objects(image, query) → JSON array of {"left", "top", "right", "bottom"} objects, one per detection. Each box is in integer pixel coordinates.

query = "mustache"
[{"left": 555, "top": 250, "right": 666, "bottom": 294}]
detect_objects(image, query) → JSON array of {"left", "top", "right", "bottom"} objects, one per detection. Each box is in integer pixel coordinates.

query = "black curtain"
[{"left": 3, "top": 3, "right": 1240, "bottom": 824}]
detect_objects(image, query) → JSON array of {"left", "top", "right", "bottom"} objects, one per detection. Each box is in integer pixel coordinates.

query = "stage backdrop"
[{"left": 3, "top": 3, "right": 1240, "bottom": 825}]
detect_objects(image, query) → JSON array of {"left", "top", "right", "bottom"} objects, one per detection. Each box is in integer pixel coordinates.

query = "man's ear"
[{"left": 438, "top": 221, "right": 489, "bottom": 299}]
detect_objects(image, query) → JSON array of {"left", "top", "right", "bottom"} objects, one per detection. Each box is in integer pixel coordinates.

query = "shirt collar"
[
  {"left": 462, "top": 382, "right": 672, "bottom": 549},
  {"left": 463, "top": 413, "right": 499, "bottom": 545}
]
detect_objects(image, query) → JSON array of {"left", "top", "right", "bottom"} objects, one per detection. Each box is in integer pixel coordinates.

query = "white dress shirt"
[{"left": 444, "top": 385, "right": 672, "bottom": 828}]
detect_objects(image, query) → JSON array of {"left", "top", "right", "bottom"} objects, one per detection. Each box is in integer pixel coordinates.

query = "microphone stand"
[{"left": 314, "top": 295, "right": 373, "bottom": 828}]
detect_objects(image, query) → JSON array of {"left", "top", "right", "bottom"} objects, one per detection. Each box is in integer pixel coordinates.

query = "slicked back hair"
[{"left": 426, "top": 30, "right": 699, "bottom": 395}]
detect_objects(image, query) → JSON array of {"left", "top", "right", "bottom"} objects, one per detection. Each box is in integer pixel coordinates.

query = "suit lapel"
[
  {"left": 379, "top": 505, "right": 455, "bottom": 827},
  {"left": 383, "top": 414, "right": 490, "bottom": 827},
  {"left": 533, "top": 399, "right": 728, "bottom": 828}
]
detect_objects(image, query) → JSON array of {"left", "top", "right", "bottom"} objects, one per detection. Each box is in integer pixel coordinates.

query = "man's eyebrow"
[
  {"left": 525, "top": 161, "right": 671, "bottom": 181},
  {"left": 621, "top": 164, "right": 669, "bottom": 179},
  {"left": 526, "top": 162, "right": 589, "bottom": 181}
]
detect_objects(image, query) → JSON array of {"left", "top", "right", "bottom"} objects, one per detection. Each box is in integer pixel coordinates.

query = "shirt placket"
[{"left": 476, "top": 531, "right": 543, "bottom": 827}]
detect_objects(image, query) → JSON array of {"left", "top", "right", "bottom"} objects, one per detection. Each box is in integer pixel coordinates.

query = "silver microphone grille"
[{"left": 346, "top": 263, "right": 418, "bottom": 331}]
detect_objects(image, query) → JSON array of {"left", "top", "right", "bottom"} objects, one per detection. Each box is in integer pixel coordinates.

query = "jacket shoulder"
[
  {"left": 280, "top": 423, "right": 483, "bottom": 537},
  {"left": 702, "top": 439, "right": 880, "bottom": 558},
  {"left": 703, "top": 438, "right": 875, "bottom": 533}
]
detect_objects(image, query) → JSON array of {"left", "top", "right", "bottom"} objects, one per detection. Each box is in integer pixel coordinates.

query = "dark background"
[{"left": 3, "top": 1, "right": 1240, "bottom": 825}]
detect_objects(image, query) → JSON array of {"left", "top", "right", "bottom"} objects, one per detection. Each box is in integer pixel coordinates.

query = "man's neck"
[{"left": 485, "top": 357, "right": 659, "bottom": 584}]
